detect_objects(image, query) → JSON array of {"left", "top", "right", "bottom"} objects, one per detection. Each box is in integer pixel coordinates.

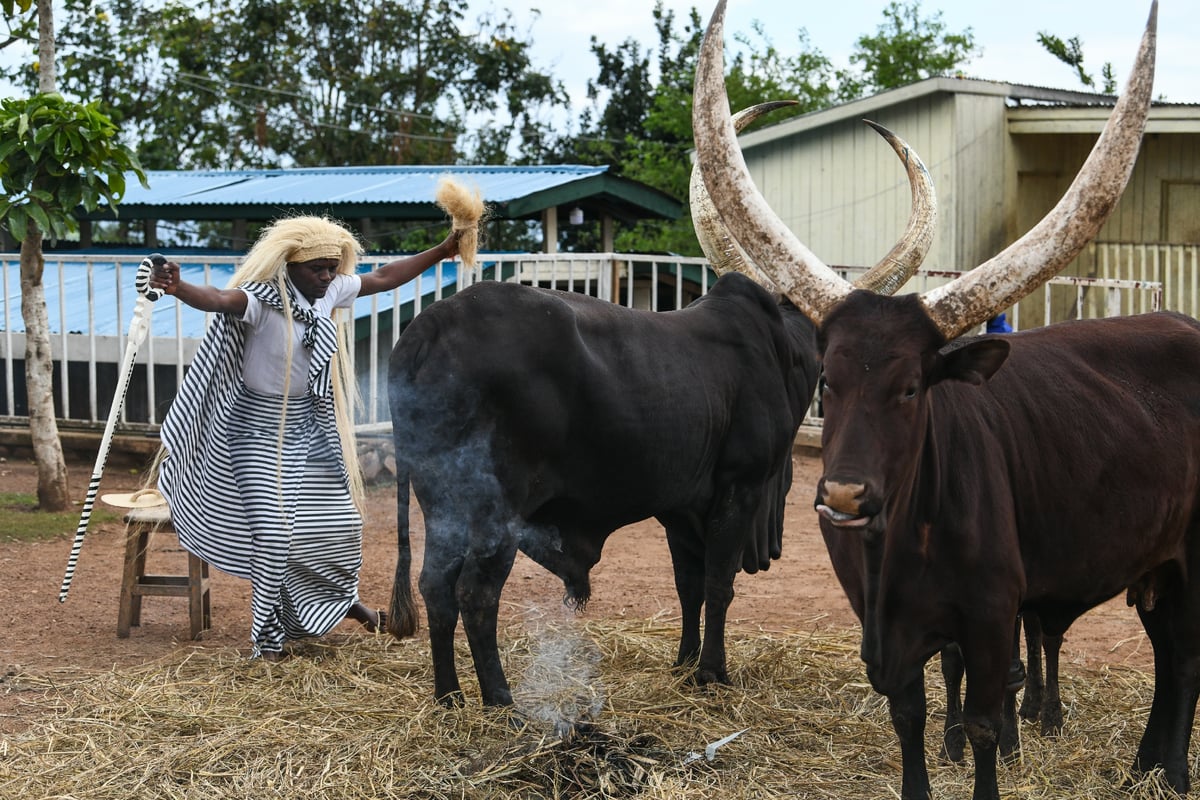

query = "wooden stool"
[{"left": 117, "top": 506, "right": 211, "bottom": 640}]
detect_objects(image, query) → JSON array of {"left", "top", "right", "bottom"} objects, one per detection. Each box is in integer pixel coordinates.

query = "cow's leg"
[
  {"left": 1019, "top": 613, "right": 1043, "bottom": 723},
  {"left": 695, "top": 489, "right": 760, "bottom": 686},
  {"left": 999, "top": 619, "right": 1025, "bottom": 761},
  {"left": 1166, "top": 627, "right": 1200, "bottom": 794},
  {"left": 939, "top": 643, "right": 966, "bottom": 763},
  {"left": 696, "top": 564, "right": 735, "bottom": 685},
  {"left": 458, "top": 522, "right": 520, "bottom": 707},
  {"left": 1039, "top": 630, "right": 1065, "bottom": 735},
  {"left": 1135, "top": 602, "right": 1173, "bottom": 779},
  {"left": 888, "top": 675, "right": 932, "bottom": 800},
  {"left": 664, "top": 522, "right": 705, "bottom": 673},
  {"left": 418, "top": 515, "right": 468, "bottom": 706},
  {"left": 961, "top": 635, "right": 1012, "bottom": 800},
  {"left": 1136, "top": 591, "right": 1200, "bottom": 793}
]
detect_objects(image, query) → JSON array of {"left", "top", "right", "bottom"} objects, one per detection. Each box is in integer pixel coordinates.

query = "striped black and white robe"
[{"left": 158, "top": 279, "right": 362, "bottom": 657}]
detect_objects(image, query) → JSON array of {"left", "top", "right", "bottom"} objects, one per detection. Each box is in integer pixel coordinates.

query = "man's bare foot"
[{"left": 347, "top": 601, "right": 386, "bottom": 633}]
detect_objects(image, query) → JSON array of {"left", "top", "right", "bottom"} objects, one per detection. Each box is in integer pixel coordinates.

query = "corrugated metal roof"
[
  {"left": 1, "top": 258, "right": 459, "bottom": 338},
  {"left": 121, "top": 164, "right": 611, "bottom": 208},
  {"left": 99, "top": 164, "right": 682, "bottom": 223},
  {"left": 737, "top": 76, "right": 1200, "bottom": 149}
]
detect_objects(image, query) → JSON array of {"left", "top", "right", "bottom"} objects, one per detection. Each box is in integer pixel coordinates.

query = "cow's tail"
[{"left": 387, "top": 463, "right": 420, "bottom": 639}]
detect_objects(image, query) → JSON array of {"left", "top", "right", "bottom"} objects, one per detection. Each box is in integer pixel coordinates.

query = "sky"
[{"left": 467, "top": 0, "right": 1197, "bottom": 111}]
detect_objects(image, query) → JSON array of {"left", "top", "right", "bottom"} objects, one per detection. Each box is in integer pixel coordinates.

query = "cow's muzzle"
[{"left": 814, "top": 478, "right": 876, "bottom": 527}]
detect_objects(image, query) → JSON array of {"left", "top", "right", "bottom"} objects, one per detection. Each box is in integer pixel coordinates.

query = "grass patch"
[{"left": 0, "top": 492, "right": 121, "bottom": 543}]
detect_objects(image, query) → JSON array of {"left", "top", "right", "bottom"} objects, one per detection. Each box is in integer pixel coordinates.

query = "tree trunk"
[
  {"left": 37, "top": 0, "right": 55, "bottom": 93},
  {"left": 20, "top": 225, "right": 71, "bottom": 511}
]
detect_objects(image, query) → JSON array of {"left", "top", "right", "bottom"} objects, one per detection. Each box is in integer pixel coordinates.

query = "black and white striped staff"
[{"left": 58, "top": 254, "right": 165, "bottom": 602}]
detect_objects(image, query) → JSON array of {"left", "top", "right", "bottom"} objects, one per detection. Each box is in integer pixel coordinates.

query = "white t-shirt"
[{"left": 239, "top": 273, "right": 362, "bottom": 396}]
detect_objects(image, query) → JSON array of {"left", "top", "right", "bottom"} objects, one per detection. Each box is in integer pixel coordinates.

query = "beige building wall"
[
  {"left": 736, "top": 80, "right": 1200, "bottom": 327},
  {"left": 1008, "top": 122, "right": 1200, "bottom": 322},
  {"left": 738, "top": 87, "right": 1015, "bottom": 287}
]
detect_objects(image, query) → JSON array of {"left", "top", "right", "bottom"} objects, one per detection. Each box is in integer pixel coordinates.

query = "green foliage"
[
  {"left": 1037, "top": 31, "right": 1116, "bottom": 94},
  {"left": 838, "top": 1, "right": 976, "bottom": 99},
  {"left": 0, "top": 0, "right": 34, "bottom": 33},
  {"left": 27, "top": 0, "right": 569, "bottom": 170},
  {"left": 0, "top": 92, "right": 147, "bottom": 243},
  {"left": 554, "top": 2, "right": 840, "bottom": 255},
  {"left": 0, "top": 0, "right": 36, "bottom": 80},
  {"left": 0, "top": 491, "right": 119, "bottom": 543},
  {"left": 726, "top": 22, "right": 836, "bottom": 118}
]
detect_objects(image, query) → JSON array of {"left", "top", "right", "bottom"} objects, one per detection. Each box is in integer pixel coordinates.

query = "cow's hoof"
[
  {"left": 693, "top": 667, "right": 730, "bottom": 686},
  {"left": 939, "top": 731, "right": 965, "bottom": 764},
  {"left": 435, "top": 690, "right": 465, "bottom": 708}
]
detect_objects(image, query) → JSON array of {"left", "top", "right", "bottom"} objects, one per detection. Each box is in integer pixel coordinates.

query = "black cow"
[
  {"left": 385, "top": 273, "right": 820, "bottom": 706},
  {"left": 384, "top": 104, "right": 936, "bottom": 709},
  {"left": 694, "top": 3, "right": 1192, "bottom": 800}
]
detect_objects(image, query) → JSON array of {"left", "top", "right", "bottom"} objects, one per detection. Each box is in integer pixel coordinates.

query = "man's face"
[{"left": 286, "top": 258, "right": 339, "bottom": 302}]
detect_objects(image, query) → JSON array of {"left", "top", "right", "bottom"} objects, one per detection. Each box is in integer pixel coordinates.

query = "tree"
[
  {"left": 1037, "top": 32, "right": 1117, "bottom": 94},
  {"left": 838, "top": 0, "right": 976, "bottom": 99},
  {"left": 0, "top": 0, "right": 33, "bottom": 55},
  {"left": 7, "top": 0, "right": 569, "bottom": 252},
  {"left": 17, "top": 0, "right": 569, "bottom": 173},
  {"left": 550, "top": 2, "right": 838, "bottom": 255},
  {"left": 0, "top": 0, "right": 146, "bottom": 510}
]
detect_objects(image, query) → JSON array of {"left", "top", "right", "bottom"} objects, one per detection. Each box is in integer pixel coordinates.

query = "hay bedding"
[{"left": 0, "top": 622, "right": 1181, "bottom": 799}]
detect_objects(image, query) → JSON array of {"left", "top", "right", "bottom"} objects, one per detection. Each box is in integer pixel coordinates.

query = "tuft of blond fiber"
[{"left": 436, "top": 176, "right": 487, "bottom": 269}]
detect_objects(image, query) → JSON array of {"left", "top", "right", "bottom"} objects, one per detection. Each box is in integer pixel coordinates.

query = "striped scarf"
[
  {"left": 241, "top": 280, "right": 338, "bottom": 397},
  {"left": 160, "top": 280, "right": 346, "bottom": 492}
]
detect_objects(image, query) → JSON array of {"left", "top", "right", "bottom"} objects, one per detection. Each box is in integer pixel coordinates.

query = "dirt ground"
[{"left": 0, "top": 449, "right": 1153, "bottom": 720}]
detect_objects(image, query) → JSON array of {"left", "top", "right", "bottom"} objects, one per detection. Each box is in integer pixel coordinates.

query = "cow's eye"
[{"left": 902, "top": 385, "right": 918, "bottom": 400}]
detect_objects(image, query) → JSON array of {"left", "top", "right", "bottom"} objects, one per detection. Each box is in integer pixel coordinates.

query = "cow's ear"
[{"left": 932, "top": 338, "right": 1010, "bottom": 386}]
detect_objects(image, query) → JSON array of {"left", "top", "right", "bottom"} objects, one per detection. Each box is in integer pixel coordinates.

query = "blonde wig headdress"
[{"left": 233, "top": 216, "right": 362, "bottom": 283}]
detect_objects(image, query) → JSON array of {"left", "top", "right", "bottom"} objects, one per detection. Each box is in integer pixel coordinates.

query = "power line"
[
  {"left": 172, "top": 73, "right": 460, "bottom": 145},
  {"left": 175, "top": 70, "right": 447, "bottom": 125},
  {"left": 4, "top": 30, "right": 464, "bottom": 138}
]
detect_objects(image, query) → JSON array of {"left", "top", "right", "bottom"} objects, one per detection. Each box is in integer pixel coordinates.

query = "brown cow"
[{"left": 694, "top": 3, "right": 1197, "bottom": 800}]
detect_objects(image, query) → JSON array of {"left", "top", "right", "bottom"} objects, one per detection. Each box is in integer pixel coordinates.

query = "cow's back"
[
  {"left": 388, "top": 276, "right": 805, "bottom": 533},
  {"left": 940, "top": 311, "right": 1200, "bottom": 611}
]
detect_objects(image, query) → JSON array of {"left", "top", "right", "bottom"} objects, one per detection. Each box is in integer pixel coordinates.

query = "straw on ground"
[{"left": 0, "top": 622, "right": 1179, "bottom": 799}]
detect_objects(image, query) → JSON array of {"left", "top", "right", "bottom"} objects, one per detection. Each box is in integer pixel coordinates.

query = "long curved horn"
[
  {"left": 920, "top": 2, "right": 1157, "bottom": 339},
  {"left": 693, "top": 0, "right": 853, "bottom": 324},
  {"left": 693, "top": 112, "right": 938, "bottom": 296},
  {"left": 691, "top": 100, "right": 799, "bottom": 284},
  {"left": 856, "top": 120, "right": 937, "bottom": 295}
]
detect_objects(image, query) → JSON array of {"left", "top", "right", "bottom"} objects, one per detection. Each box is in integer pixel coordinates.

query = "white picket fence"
[
  {"left": 0, "top": 252, "right": 715, "bottom": 430},
  {"left": 0, "top": 247, "right": 1174, "bottom": 434}
]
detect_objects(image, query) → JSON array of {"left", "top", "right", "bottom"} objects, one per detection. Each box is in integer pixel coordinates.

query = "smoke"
[
  {"left": 513, "top": 605, "right": 606, "bottom": 738},
  {"left": 390, "top": 363, "right": 606, "bottom": 732}
]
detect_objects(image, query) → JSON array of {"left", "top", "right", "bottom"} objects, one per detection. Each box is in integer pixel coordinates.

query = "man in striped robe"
[{"left": 150, "top": 216, "right": 460, "bottom": 660}]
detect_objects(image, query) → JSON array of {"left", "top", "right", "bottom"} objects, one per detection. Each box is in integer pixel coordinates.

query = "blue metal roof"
[
  {"left": 1, "top": 259, "right": 460, "bottom": 338},
  {"left": 120, "top": 164, "right": 613, "bottom": 208},
  {"left": 92, "top": 164, "right": 682, "bottom": 223}
]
